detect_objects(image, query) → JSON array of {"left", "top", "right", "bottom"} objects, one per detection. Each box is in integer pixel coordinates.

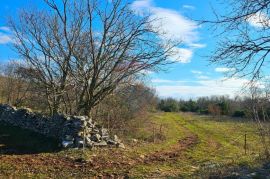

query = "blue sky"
[{"left": 0, "top": 0, "right": 261, "bottom": 99}]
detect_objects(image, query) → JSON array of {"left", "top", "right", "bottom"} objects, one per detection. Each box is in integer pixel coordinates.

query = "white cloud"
[
  {"left": 191, "top": 70, "right": 202, "bottom": 74},
  {"left": 182, "top": 5, "right": 195, "bottom": 10},
  {"left": 171, "top": 47, "right": 193, "bottom": 63},
  {"left": 0, "top": 26, "right": 11, "bottom": 32},
  {"left": 131, "top": 0, "right": 153, "bottom": 15},
  {"left": 131, "top": 0, "right": 202, "bottom": 63},
  {"left": 215, "top": 67, "right": 235, "bottom": 73},
  {"left": 0, "top": 32, "right": 14, "bottom": 44},
  {"left": 152, "top": 78, "right": 188, "bottom": 83},
  {"left": 189, "top": 43, "right": 207, "bottom": 48},
  {"left": 153, "top": 77, "right": 249, "bottom": 99},
  {"left": 150, "top": 7, "right": 199, "bottom": 44},
  {"left": 0, "top": 27, "right": 16, "bottom": 45},
  {"left": 152, "top": 79, "right": 176, "bottom": 83},
  {"left": 197, "top": 75, "right": 209, "bottom": 79},
  {"left": 246, "top": 12, "right": 270, "bottom": 28},
  {"left": 140, "top": 69, "right": 154, "bottom": 75}
]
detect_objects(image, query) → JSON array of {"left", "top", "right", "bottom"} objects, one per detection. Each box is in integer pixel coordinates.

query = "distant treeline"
[
  {"left": 158, "top": 96, "right": 256, "bottom": 118},
  {"left": 1, "top": 62, "right": 269, "bottom": 123}
]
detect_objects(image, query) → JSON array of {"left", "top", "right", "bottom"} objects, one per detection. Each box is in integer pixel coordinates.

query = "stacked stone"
[
  {"left": 0, "top": 104, "right": 124, "bottom": 149},
  {"left": 61, "top": 116, "right": 125, "bottom": 148}
]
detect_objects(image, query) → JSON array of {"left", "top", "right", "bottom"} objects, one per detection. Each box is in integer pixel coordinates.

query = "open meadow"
[
  {"left": 2, "top": 0, "right": 270, "bottom": 178},
  {"left": 0, "top": 112, "right": 268, "bottom": 178}
]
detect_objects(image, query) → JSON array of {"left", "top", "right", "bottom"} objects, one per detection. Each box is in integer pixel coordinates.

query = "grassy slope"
[
  {"left": 177, "top": 114, "right": 265, "bottom": 177},
  {"left": 128, "top": 113, "right": 265, "bottom": 178},
  {"left": 0, "top": 112, "right": 267, "bottom": 178}
]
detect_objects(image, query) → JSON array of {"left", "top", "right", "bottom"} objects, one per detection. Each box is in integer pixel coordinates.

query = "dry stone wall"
[{"left": 0, "top": 104, "right": 124, "bottom": 149}]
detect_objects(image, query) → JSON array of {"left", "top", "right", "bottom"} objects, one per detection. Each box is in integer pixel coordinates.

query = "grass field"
[{"left": 0, "top": 112, "right": 269, "bottom": 178}]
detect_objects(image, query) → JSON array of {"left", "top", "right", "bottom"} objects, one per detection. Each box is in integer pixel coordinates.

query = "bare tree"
[
  {"left": 206, "top": 0, "right": 270, "bottom": 80},
  {"left": 0, "top": 61, "right": 30, "bottom": 107},
  {"left": 204, "top": 0, "right": 270, "bottom": 157},
  {"left": 92, "top": 83, "right": 157, "bottom": 133},
  {"left": 244, "top": 83, "right": 270, "bottom": 157},
  {"left": 9, "top": 0, "right": 179, "bottom": 115}
]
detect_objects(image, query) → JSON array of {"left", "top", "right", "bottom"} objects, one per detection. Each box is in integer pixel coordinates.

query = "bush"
[
  {"left": 158, "top": 98, "right": 179, "bottom": 112},
  {"left": 232, "top": 110, "right": 245, "bottom": 118},
  {"left": 199, "top": 109, "right": 209, "bottom": 115},
  {"left": 180, "top": 106, "right": 189, "bottom": 112}
]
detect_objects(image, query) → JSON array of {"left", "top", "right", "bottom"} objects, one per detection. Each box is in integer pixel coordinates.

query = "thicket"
[
  {"left": 158, "top": 96, "right": 252, "bottom": 118},
  {"left": 0, "top": 61, "right": 158, "bottom": 135}
]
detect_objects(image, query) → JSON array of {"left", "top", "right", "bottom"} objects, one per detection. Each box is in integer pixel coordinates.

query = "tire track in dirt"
[
  {"left": 0, "top": 114, "right": 201, "bottom": 178},
  {"left": 0, "top": 135, "right": 200, "bottom": 178},
  {"left": 143, "top": 134, "right": 199, "bottom": 163}
]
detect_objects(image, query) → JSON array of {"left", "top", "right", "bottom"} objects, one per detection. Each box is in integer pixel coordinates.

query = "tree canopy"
[{"left": 9, "top": 0, "right": 179, "bottom": 115}]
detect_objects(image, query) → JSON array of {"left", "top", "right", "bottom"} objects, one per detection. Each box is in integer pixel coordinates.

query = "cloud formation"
[
  {"left": 0, "top": 33, "right": 13, "bottom": 44},
  {"left": 0, "top": 26, "right": 11, "bottom": 32},
  {"left": 131, "top": 0, "right": 203, "bottom": 63},
  {"left": 246, "top": 12, "right": 270, "bottom": 28},
  {"left": 182, "top": 5, "right": 195, "bottom": 10},
  {"left": 171, "top": 47, "right": 193, "bottom": 63},
  {"left": 191, "top": 70, "right": 202, "bottom": 74},
  {"left": 153, "top": 77, "right": 248, "bottom": 99},
  {"left": 0, "top": 26, "right": 15, "bottom": 44},
  {"left": 215, "top": 67, "right": 235, "bottom": 73}
]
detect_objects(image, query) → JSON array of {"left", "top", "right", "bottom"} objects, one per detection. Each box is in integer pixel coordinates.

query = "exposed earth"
[{"left": 0, "top": 113, "right": 269, "bottom": 178}]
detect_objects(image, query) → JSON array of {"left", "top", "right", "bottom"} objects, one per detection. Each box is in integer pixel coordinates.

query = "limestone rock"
[
  {"left": 93, "top": 141, "right": 107, "bottom": 147},
  {"left": 117, "top": 143, "right": 125, "bottom": 149},
  {"left": 62, "top": 140, "right": 74, "bottom": 148},
  {"left": 91, "top": 134, "right": 101, "bottom": 142},
  {"left": 75, "top": 137, "right": 84, "bottom": 148},
  {"left": 107, "top": 140, "right": 117, "bottom": 145},
  {"left": 0, "top": 104, "right": 124, "bottom": 149},
  {"left": 114, "top": 135, "right": 121, "bottom": 143},
  {"left": 132, "top": 139, "right": 138, "bottom": 143},
  {"left": 65, "top": 135, "right": 74, "bottom": 141}
]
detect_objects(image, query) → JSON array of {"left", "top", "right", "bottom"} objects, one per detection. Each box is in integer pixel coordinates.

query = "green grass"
[
  {"left": 0, "top": 112, "right": 268, "bottom": 178},
  {"left": 127, "top": 113, "right": 267, "bottom": 177},
  {"left": 131, "top": 113, "right": 189, "bottom": 153},
  {"left": 177, "top": 113, "right": 265, "bottom": 177}
]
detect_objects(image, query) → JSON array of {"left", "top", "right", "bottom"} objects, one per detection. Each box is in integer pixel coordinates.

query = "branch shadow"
[
  {"left": 194, "top": 160, "right": 270, "bottom": 178},
  {"left": 0, "top": 121, "right": 61, "bottom": 155}
]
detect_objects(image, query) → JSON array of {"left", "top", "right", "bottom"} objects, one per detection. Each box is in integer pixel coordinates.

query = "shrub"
[
  {"left": 232, "top": 110, "right": 245, "bottom": 118},
  {"left": 158, "top": 98, "right": 179, "bottom": 112},
  {"left": 199, "top": 109, "right": 209, "bottom": 115}
]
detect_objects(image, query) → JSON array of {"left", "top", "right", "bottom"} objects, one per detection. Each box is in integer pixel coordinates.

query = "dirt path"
[
  {"left": 0, "top": 113, "right": 204, "bottom": 178},
  {"left": 0, "top": 134, "right": 200, "bottom": 178},
  {"left": 144, "top": 134, "right": 199, "bottom": 163}
]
